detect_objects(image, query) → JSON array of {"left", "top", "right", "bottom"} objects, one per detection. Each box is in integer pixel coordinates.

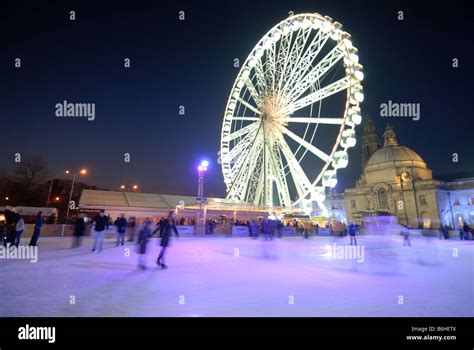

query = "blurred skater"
[
  {"left": 29, "top": 211, "right": 44, "bottom": 246},
  {"left": 462, "top": 222, "right": 470, "bottom": 240},
  {"left": 72, "top": 214, "right": 86, "bottom": 248},
  {"left": 92, "top": 210, "right": 108, "bottom": 253},
  {"left": 115, "top": 214, "right": 127, "bottom": 246},
  {"left": 127, "top": 217, "right": 137, "bottom": 242},
  {"left": 4, "top": 207, "right": 16, "bottom": 245},
  {"left": 156, "top": 211, "right": 179, "bottom": 269},
  {"left": 0, "top": 220, "right": 6, "bottom": 247},
  {"left": 348, "top": 221, "right": 357, "bottom": 245},
  {"left": 137, "top": 219, "right": 153, "bottom": 270},
  {"left": 13, "top": 214, "right": 25, "bottom": 247},
  {"left": 401, "top": 225, "right": 411, "bottom": 246}
]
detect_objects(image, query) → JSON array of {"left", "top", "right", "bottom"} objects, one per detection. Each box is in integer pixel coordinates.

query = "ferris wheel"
[{"left": 220, "top": 13, "right": 364, "bottom": 213}]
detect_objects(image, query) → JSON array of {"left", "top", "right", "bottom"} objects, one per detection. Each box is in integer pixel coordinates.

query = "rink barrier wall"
[{"left": 12, "top": 224, "right": 472, "bottom": 240}]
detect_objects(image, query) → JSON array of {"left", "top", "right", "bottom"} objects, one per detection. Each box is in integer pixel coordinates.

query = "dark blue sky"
[{"left": 1, "top": 0, "right": 472, "bottom": 197}]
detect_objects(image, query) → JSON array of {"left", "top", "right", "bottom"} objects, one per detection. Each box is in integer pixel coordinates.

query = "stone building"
[{"left": 344, "top": 122, "right": 473, "bottom": 229}]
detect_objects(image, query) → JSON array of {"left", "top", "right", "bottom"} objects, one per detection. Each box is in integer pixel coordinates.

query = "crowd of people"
[
  {"left": 71, "top": 210, "right": 179, "bottom": 270},
  {"left": 1, "top": 207, "right": 43, "bottom": 248}
]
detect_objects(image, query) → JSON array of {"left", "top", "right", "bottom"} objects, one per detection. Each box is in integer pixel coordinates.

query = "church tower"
[{"left": 360, "top": 116, "right": 381, "bottom": 170}]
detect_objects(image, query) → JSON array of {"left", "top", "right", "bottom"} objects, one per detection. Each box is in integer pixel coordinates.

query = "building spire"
[
  {"left": 383, "top": 124, "right": 399, "bottom": 147},
  {"left": 361, "top": 115, "right": 381, "bottom": 170}
]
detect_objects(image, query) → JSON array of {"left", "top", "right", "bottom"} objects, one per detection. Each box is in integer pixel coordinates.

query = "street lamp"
[
  {"left": 196, "top": 160, "right": 208, "bottom": 235},
  {"left": 66, "top": 168, "right": 88, "bottom": 221},
  {"left": 399, "top": 171, "right": 411, "bottom": 226},
  {"left": 120, "top": 184, "right": 139, "bottom": 191}
]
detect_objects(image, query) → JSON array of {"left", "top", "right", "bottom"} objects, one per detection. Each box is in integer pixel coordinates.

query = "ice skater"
[
  {"left": 72, "top": 214, "right": 86, "bottom": 248},
  {"left": 348, "top": 221, "right": 357, "bottom": 245},
  {"left": 127, "top": 217, "right": 137, "bottom": 242},
  {"left": 29, "top": 211, "right": 43, "bottom": 246},
  {"left": 13, "top": 214, "right": 25, "bottom": 247},
  {"left": 401, "top": 225, "right": 411, "bottom": 246},
  {"left": 115, "top": 214, "right": 127, "bottom": 246},
  {"left": 92, "top": 209, "right": 108, "bottom": 253},
  {"left": 156, "top": 211, "right": 179, "bottom": 269},
  {"left": 137, "top": 219, "right": 153, "bottom": 270}
]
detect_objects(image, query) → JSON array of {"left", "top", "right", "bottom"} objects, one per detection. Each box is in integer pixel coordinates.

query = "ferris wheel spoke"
[
  {"left": 286, "top": 45, "right": 344, "bottom": 104},
  {"left": 267, "top": 141, "right": 291, "bottom": 206},
  {"left": 244, "top": 146, "right": 264, "bottom": 203},
  {"left": 232, "top": 116, "right": 260, "bottom": 121},
  {"left": 278, "top": 125, "right": 331, "bottom": 163},
  {"left": 281, "top": 76, "right": 349, "bottom": 116},
  {"left": 226, "top": 122, "right": 258, "bottom": 141},
  {"left": 282, "top": 34, "right": 330, "bottom": 99},
  {"left": 265, "top": 41, "right": 277, "bottom": 91},
  {"left": 281, "top": 30, "right": 329, "bottom": 97},
  {"left": 243, "top": 77, "right": 262, "bottom": 106},
  {"left": 238, "top": 97, "right": 262, "bottom": 116},
  {"left": 227, "top": 129, "right": 258, "bottom": 161},
  {"left": 277, "top": 28, "right": 311, "bottom": 96},
  {"left": 276, "top": 31, "right": 292, "bottom": 92},
  {"left": 239, "top": 139, "right": 264, "bottom": 202},
  {"left": 281, "top": 117, "right": 344, "bottom": 125},
  {"left": 227, "top": 132, "right": 263, "bottom": 200},
  {"left": 253, "top": 166, "right": 265, "bottom": 205},
  {"left": 254, "top": 58, "right": 268, "bottom": 96},
  {"left": 276, "top": 135, "right": 312, "bottom": 198}
]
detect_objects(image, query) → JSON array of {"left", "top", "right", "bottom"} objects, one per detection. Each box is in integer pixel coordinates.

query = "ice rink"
[{"left": 1, "top": 234, "right": 473, "bottom": 317}]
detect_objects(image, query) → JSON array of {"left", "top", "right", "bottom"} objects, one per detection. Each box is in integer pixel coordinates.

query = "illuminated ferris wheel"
[{"left": 220, "top": 13, "right": 364, "bottom": 213}]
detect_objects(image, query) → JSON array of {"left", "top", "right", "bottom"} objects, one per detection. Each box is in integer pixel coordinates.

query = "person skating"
[
  {"left": 72, "top": 214, "right": 86, "bottom": 248},
  {"left": 348, "top": 221, "right": 357, "bottom": 245},
  {"left": 115, "top": 214, "right": 127, "bottom": 246},
  {"left": 127, "top": 217, "right": 137, "bottom": 242},
  {"left": 156, "top": 211, "right": 179, "bottom": 269},
  {"left": 462, "top": 222, "right": 470, "bottom": 240},
  {"left": 137, "top": 219, "right": 153, "bottom": 270},
  {"left": 401, "top": 225, "right": 411, "bottom": 246},
  {"left": 29, "top": 211, "right": 44, "bottom": 246},
  {"left": 13, "top": 214, "right": 25, "bottom": 248},
  {"left": 0, "top": 220, "right": 6, "bottom": 247},
  {"left": 4, "top": 207, "right": 16, "bottom": 245},
  {"left": 92, "top": 210, "right": 108, "bottom": 253}
]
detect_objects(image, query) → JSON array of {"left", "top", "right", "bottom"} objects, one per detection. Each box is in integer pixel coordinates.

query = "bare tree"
[{"left": 15, "top": 156, "right": 50, "bottom": 194}]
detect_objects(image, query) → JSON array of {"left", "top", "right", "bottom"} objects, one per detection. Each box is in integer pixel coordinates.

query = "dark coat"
[
  {"left": 74, "top": 218, "right": 86, "bottom": 237},
  {"left": 138, "top": 224, "right": 152, "bottom": 254},
  {"left": 35, "top": 215, "right": 44, "bottom": 228},
  {"left": 159, "top": 219, "right": 179, "bottom": 247},
  {"left": 116, "top": 217, "right": 128, "bottom": 233},
  {"left": 93, "top": 215, "right": 108, "bottom": 232},
  {"left": 349, "top": 224, "right": 357, "bottom": 236}
]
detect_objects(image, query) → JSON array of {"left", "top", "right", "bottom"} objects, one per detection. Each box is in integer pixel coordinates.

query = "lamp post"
[
  {"left": 196, "top": 160, "right": 208, "bottom": 235},
  {"left": 399, "top": 171, "right": 411, "bottom": 226},
  {"left": 66, "top": 168, "right": 88, "bottom": 221},
  {"left": 447, "top": 191, "right": 455, "bottom": 229},
  {"left": 46, "top": 178, "right": 55, "bottom": 207}
]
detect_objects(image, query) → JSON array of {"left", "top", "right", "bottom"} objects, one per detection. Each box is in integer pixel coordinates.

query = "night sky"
[{"left": 1, "top": 0, "right": 472, "bottom": 198}]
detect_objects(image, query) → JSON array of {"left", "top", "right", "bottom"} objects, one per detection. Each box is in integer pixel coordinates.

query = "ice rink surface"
[{"left": 1, "top": 234, "right": 473, "bottom": 317}]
